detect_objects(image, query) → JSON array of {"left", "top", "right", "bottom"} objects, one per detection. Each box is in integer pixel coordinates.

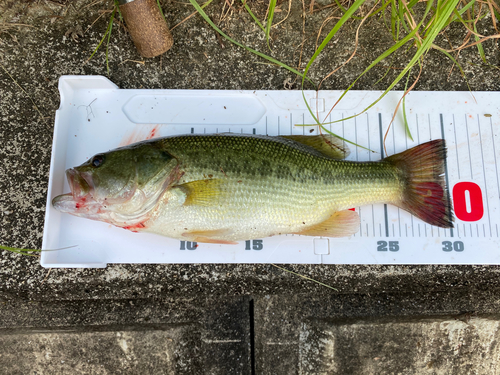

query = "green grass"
[
  {"left": 299, "top": 0, "right": 499, "bottom": 138},
  {"left": 265, "top": 0, "right": 277, "bottom": 50},
  {"left": 187, "top": 0, "right": 315, "bottom": 86},
  {"left": 0, "top": 244, "right": 42, "bottom": 257},
  {"left": 0, "top": 244, "right": 76, "bottom": 257},
  {"left": 90, "top": 0, "right": 499, "bottom": 126},
  {"left": 180, "top": 0, "right": 499, "bottom": 143},
  {"left": 87, "top": 4, "right": 117, "bottom": 74}
]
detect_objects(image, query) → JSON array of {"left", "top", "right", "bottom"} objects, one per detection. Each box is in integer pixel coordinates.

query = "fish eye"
[{"left": 91, "top": 154, "right": 105, "bottom": 168}]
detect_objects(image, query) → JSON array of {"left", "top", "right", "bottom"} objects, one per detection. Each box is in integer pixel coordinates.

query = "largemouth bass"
[{"left": 52, "top": 133, "right": 453, "bottom": 244}]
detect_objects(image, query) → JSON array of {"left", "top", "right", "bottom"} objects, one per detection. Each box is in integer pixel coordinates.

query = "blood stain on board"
[{"left": 119, "top": 125, "right": 161, "bottom": 146}]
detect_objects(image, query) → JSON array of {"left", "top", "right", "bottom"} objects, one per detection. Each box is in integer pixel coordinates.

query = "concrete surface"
[{"left": 0, "top": 0, "right": 499, "bottom": 373}]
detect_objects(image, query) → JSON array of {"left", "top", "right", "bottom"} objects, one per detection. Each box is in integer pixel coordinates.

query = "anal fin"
[
  {"left": 295, "top": 210, "right": 360, "bottom": 237},
  {"left": 182, "top": 229, "right": 237, "bottom": 245}
]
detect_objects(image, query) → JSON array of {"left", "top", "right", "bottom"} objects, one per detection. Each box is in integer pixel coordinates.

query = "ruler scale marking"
[
  {"left": 378, "top": 114, "right": 390, "bottom": 237},
  {"left": 416, "top": 114, "right": 420, "bottom": 144},
  {"left": 392, "top": 116, "right": 403, "bottom": 237},
  {"left": 355, "top": 115, "right": 359, "bottom": 161},
  {"left": 452, "top": 115, "right": 461, "bottom": 180},
  {"left": 368, "top": 114, "right": 375, "bottom": 237},
  {"left": 329, "top": 113, "right": 332, "bottom": 136},
  {"left": 359, "top": 207, "right": 362, "bottom": 237},
  {"left": 477, "top": 116, "right": 492, "bottom": 237},
  {"left": 489, "top": 117, "right": 500, "bottom": 199},
  {"left": 342, "top": 113, "right": 345, "bottom": 142},
  {"left": 464, "top": 114, "right": 473, "bottom": 179},
  {"left": 372, "top": 206, "right": 375, "bottom": 237},
  {"left": 440, "top": 114, "right": 454, "bottom": 238},
  {"left": 398, "top": 210, "right": 401, "bottom": 237},
  {"left": 429, "top": 114, "right": 432, "bottom": 140}
]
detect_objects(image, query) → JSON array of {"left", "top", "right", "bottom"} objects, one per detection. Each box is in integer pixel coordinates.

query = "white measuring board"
[{"left": 41, "top": 75, "right": 500, "bottom": 268}]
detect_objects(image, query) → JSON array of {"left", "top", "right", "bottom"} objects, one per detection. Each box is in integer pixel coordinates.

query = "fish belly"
[{"left": 144, "top": 163, "right": 402, "bottom": 242}]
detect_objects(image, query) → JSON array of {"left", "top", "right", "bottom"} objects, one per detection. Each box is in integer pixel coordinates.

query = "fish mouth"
[
  {"left": 52, "top": 168, "right": 96, "bottom": 213},
  {"left": 66, "top": 168, "right": 93, "bottom": 198}
]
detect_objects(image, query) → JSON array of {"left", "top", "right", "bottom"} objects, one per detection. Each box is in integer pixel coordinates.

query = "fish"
[{"left": 52, "top": 133, "right": 453, "bottom": 244}]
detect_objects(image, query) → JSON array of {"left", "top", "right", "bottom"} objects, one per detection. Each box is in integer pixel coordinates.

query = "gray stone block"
[
  {"left": 0, "top": 326, "right": 200, "bottom": 375},
  {"left": 298, "top": 317, "right": 500, "bottom": 374}
]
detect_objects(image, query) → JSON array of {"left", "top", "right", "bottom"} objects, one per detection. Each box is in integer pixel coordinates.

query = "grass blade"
[
  {"left": 402, "top": 68, "right": 414, "bottom": 141},
  {"left": 106, "top": 7, "right": 116, "bottom": 74},
  {"left": 265, "top": 0, "right": 277, "bottom": 49},
  {"left": 156, "top": 0, "right": 166, "bottom": 19},
  {"left": 271, "top": 264, "right": 339, "bottom": 291},
  {"left": 0, "top": 245, "right": 41, "bottom": 257},
  {"left": 0, "top": 244, "right": 77, "bottom": 257},
  {"left": 300, "top": 0, "right": 366, "bottom": 127},
  {"left": 304, "top": 0, "right": 448, "bottom": 128},
  {"left": 302, "top": 0, "right": 366, "bottom": 88},
  {"left": 241, "top": 0, "right": 265, "bottom": 32},
  {"left": 188, "top": 0, "right": 314, "bottom": 85},
  {"left": 88, "top": 6, "right": 116, "bottom": 63}
]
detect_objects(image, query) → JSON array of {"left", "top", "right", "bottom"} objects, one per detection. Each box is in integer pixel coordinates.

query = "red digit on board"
[{"left": 452, "top": 182, "right": 484, "bottom": 221}]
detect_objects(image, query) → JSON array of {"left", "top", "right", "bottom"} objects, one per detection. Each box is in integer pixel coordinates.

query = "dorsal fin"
[{"left": 280, "top": 134, "right": 350, "bottom": 159}]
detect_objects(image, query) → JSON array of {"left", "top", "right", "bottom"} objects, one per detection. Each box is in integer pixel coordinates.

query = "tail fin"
[{"left": 385, "top": 139, "right": 453, "bottom": 228}]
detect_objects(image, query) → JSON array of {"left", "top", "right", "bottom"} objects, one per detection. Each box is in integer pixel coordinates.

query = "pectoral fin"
[
  {"left": 176, "top": 179, "right": 226, "bottom": 206},
  {"left": 280, "top": 134, "right": 350, "bottom": 159},
  {"left": 182, "top": 229, "right": 237, "bottom": 244},
  {"left": 296, "top": 210, "right": 360, "bottom": 237}
]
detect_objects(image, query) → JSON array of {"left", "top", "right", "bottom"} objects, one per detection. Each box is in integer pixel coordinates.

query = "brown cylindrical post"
[{"left": 119, "top": 0, "right": 174, "bottom": 58}]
